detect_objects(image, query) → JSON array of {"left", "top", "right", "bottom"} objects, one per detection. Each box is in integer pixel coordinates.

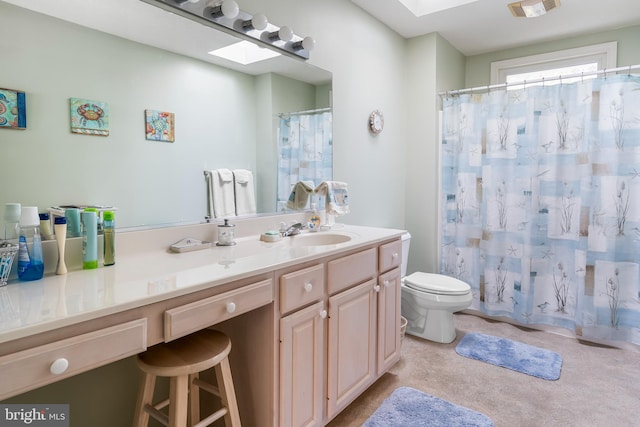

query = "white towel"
[
  {"left": 217, "top": 168, "right": 233, "bottom": 183},
  {"left": 206, "top": 169, "right": 236, "bottom": 218},
  {"left": 286, "top": 180, "right": 315, "bottom": 210},
  {"left": 233, "top": 169, "right": 256, "bottom": 216},
  {"left": 315, "top": 181, "right": 350, "bottom": 216}
]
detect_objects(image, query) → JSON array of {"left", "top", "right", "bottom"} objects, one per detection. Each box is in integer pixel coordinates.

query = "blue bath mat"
[
  {"left": 455, "top": 333, "right": 562, "bottom": 380},
  {"left": 362, "top": 386, "right": 494, "bottom": 427}
]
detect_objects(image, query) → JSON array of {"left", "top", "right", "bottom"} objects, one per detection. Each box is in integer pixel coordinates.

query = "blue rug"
[
  {"left": 455, "top": 332, "right": 562, "bottom": 381},
  {"left": 362, "top": 387, "right": 494, "bottom": 427}
]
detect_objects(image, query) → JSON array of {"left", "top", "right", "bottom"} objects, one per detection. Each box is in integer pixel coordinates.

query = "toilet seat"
[{"left": 403, "top": 272, "right": 470, "bottom": 296}]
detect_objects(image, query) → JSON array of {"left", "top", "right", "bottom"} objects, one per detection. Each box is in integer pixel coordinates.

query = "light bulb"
[
  {"left": 242, "top": 13, "right": 268, "bottom": 31},
  {"left": 220, "top": 0, "right": 239, "bottom": 17},
  {"left": 293, "top": 36, "right": 315, "bottom": 51},
  {"left": 268, "top": 26, "right": 293, "bottom": 42},
  {"left": 205, "top": 0, "right": 239, "bottom": 19}
]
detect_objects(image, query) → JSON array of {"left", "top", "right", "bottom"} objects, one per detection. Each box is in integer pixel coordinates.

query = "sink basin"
[{"left": 288, "top": 232, "right": 352, "bottom": 247}]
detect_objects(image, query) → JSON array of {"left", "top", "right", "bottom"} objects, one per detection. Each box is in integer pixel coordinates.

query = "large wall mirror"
[{"left": 0, "top": 0, "right": 332, "bottom": 230}]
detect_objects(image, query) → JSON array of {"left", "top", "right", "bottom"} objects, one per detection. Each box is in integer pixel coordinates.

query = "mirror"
[{"left": 0, "top": 0, "right": 332, "bottom": 230}]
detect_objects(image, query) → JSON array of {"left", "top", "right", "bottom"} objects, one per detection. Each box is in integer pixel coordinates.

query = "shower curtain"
[
  {"left": 440, "top": 74, "right": 640, "bottom": 346},
  {"left": 277, "top": 110, "right": 332, "bottom": 210}
]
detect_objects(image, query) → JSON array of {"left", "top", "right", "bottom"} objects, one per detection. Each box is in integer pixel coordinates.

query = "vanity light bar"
[{"left": 140, "top": 0, "right": 314, "bottom": 60}]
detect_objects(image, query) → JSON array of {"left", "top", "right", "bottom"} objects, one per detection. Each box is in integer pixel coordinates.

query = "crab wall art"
[{"left": 70, "top": 97, "right": 109, "bottom": 136}]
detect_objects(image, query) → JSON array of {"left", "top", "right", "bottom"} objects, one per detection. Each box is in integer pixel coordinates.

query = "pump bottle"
[{"left": 17, "top": 206, "right": 44, "bottom": 281}]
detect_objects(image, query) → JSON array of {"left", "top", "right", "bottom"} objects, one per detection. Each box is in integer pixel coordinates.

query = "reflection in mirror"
[
  {"left": 276, "top": 108, "right": 333, "bottom": 212},
  {"left": 0, "top": 1, "right": 332, "bottom": 231}
]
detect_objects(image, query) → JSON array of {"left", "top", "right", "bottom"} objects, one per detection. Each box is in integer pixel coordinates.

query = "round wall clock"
[{"left": 369, "top": 110, "right": 384, "bottom": 134}]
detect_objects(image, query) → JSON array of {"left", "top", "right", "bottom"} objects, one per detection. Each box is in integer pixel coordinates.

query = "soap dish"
[
  {"left": 170, "top": 238, "right": 212, "bottom": 253},
  {"left": 260, "top": 231, "right": 281, "bottom": 243}
]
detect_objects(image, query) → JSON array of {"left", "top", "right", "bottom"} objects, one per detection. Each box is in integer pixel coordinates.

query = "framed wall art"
[
  {"left": 145, "top": 109, "right": 175, "bottom": 142},
  {"left": 70, "top": 97, "right": 109, "bottom": 136},
  {"left": 0, "top": 88, "right": 26, "bottom": 129}
]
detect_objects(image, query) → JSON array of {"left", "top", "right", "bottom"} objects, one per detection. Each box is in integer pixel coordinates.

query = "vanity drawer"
[
  {"left": 379, "top": 239, "right": 402, "bottom": 273},
  {"left": 280, "top": 264, "right": 325, "bottom": 314},
  {"left": 327, "top": 248, "right": 377, "bottom": 295},
  {"left": 164, "top": 278, "right": 273, "bottom": 341},
  {"left": 0, "top": 318, "right": 147, "bottom": 400}
]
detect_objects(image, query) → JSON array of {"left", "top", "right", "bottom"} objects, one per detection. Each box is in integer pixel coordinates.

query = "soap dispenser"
[
  {"left": 307, "top": 203, "right": 321, "bottom": 231},
  {"left": 216, "top": 219, "right": 236, "bottom": 246}
]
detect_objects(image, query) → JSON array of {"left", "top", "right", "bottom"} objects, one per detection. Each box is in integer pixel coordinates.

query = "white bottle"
[
  {"left": 54, "top": 217, "right": 68, "bottom": 275},
  {"left": 39, "top": 212, "right": 54, "bottom": 240}
]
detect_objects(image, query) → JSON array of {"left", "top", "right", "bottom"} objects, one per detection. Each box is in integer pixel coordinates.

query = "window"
[{"left": 490, "top": 42, "right": 617, "bottom": 88}]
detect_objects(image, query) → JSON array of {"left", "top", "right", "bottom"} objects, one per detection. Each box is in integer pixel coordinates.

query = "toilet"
[{"left": 399, "top": 233, "right": 472, "bottom": 344}]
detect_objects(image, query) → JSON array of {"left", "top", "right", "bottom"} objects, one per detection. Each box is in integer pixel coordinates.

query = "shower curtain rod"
[
  {"left": 438, "top": 63, "right": 640, "bottom": 97},
  {"left": 277, "top": 107, "right": 331, "bottom": 117}
]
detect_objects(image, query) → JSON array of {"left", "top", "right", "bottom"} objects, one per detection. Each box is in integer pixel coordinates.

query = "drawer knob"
[
  {"left": 304, "top": 282, "right": 313, "bottom": 293},
  {"left": 226, "top": 302, "right": 237, "bottom": 313},
  {"left": 383, "top": 279, "right": 390, "bottom": 287},
  {"left": 374, "top": 284, "right": 381, "bottom": 293},
  {"left": 319, "top": 309, "right": 327, "bottom": 319},
  {"left": 50, "top": 358, "right": 69, "bottom": 375},
  {"left": 392, "top": 252, "right": 398, "bottom": 259}
]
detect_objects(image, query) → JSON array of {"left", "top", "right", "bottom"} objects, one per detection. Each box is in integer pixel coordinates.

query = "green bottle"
[{"left": 103, "top": 211, "right": 115, "bottom": 266}]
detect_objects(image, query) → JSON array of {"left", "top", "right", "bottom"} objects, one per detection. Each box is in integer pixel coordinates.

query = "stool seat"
[
  {"left": 137, "top": 329, "right": 231, "bottom": 377},
  {"left": 133, "top": 329, "right": 241, "bottom": 427}
]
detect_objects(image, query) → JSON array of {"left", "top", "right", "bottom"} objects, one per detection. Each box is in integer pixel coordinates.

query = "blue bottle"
[
  {"left": 17, "top": 206, "right": 44, "bottom": 281},
  {"left": 82, "top": 209, "right": 98, "bottom": 269}
]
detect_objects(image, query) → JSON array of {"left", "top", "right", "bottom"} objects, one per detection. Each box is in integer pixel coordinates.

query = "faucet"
[{"left": 281, "top": 222, "right": 303, "bottom": 237}]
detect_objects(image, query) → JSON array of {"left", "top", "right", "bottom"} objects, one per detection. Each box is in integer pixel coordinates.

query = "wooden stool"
[{"left": 133, "top": 329, "right": 241, "bottom": 427}]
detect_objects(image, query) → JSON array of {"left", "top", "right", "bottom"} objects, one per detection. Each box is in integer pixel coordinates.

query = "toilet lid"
[{"left": 403, "top": 272, "right": 471, "bottom": 295}]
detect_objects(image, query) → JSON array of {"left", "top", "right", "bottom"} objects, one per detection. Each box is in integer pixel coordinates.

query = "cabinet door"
[
  {"left": 377, "top": 267, "right": 402, "bottom": 374},
  {"left": 280, "top": 301, "right": 326, "bottom": 427},
  {"left": 327, "top": 279, "right": 377, "bottom": 419}
]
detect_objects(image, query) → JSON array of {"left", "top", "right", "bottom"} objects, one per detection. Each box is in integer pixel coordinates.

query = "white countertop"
[{"left": 0, "top": 224, "right": 404, "bottom": 344}]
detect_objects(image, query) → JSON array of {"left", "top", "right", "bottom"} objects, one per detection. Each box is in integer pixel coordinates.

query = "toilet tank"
[{"left": 401, "top": 232, "right": 411, "bottom": 277}]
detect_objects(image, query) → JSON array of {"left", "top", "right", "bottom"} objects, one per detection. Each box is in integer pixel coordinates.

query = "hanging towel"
[
  {"left": 233, "top": 169, "right": 257, "bottom": 216},
  {"left": 286, "top": 180, "right": 315, "bottom": 210},
  {"left": 206, "top": 169, "right": 236, "bottom": 218},
  {"left": 315, "top": 181, "right": 350, "bottom": 216}
]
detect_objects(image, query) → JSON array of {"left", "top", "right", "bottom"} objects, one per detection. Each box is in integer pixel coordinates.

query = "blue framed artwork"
[
  {"left": 145, "top": 109, "right": 175, "bottom": 142},
  {"left": 0, "top": 88, "right": 26, "bottom": 129},
  {"left": 70, "top": 97, "right": 109, "bottom": 136}
]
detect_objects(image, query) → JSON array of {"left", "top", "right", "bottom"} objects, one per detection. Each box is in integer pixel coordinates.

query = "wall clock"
[{"left": 369, "top": 110, "right": 384, "bottom": 134}]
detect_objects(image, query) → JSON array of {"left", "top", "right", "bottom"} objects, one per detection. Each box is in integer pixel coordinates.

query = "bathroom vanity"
[{"left": 0, "top": 217, "right": 404, "bottom": 427}]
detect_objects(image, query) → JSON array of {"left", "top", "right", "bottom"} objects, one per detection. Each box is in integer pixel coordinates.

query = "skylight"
[
  {"left": 398, "top": 0, "right": 481, "bottom": 17},
  {"left": 208, "top": 41, "right": 280, "bottom": 65}
]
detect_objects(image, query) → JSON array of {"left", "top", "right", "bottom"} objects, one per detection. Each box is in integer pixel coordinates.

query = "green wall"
[{"left": 465, "top": 25, "right": 640, "bottom": 88}]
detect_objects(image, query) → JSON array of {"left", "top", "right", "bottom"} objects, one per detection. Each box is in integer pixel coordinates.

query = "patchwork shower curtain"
[
  {"left": 440, "top": 74, "right": 640, "bottom": 345},
  {"left": 277, "top": 111, "right": 332, "bottom": 210}
]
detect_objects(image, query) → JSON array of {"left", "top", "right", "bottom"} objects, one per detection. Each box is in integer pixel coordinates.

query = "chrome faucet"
[{"left": 281, "top": 222, "right": 303, "bottom": 237}]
